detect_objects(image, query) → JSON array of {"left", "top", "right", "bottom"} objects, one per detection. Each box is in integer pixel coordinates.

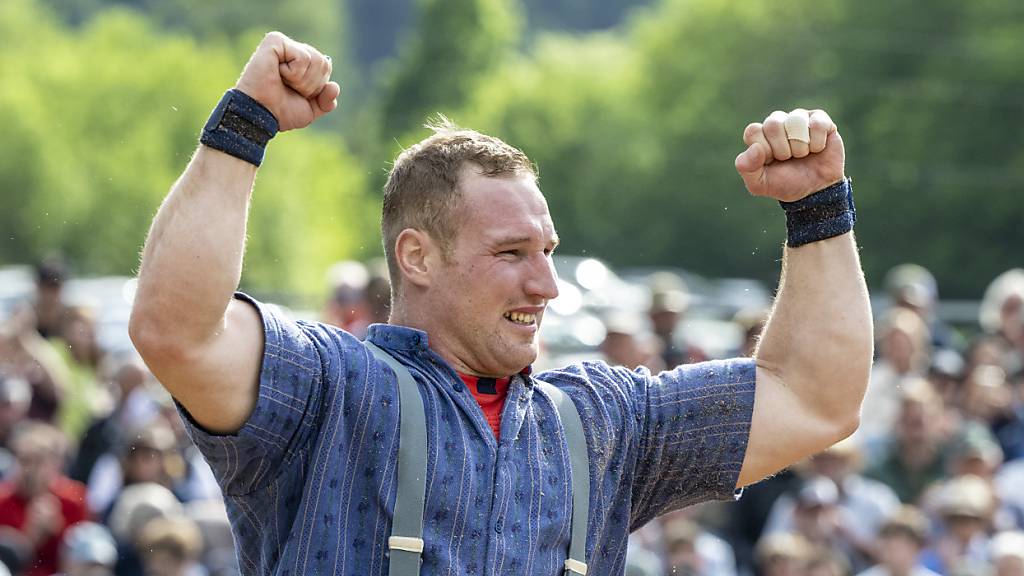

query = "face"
[
  {"left": 877, "top": 533, "right": 920, "bottom": 572},
  {"left": 15, "top": 445, "right": 60, "bottom": 497},
  {"left": 424, "top": 167, "right": 559, "bottom": 376}
]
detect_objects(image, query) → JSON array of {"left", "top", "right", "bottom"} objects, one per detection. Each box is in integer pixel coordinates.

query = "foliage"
[
  {"left": 459, "top": 0, "right": 1024, "bottom": 296},
  {"left": 0, "top": 0, "right": 375, "bottom": 297},
  {"left": 377, "top": 0, "right": 522, "bottom": 143},
  {"left": 2, "top": 0, "right": 1022, "bottom": 298}
]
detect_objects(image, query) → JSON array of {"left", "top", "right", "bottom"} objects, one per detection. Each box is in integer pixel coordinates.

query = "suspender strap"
[
  {"left": 535, "top": 381, "right": 590, "bottom": 576},
  {"left": 365, "top": 342, "right": 428, "bottom": 576}
]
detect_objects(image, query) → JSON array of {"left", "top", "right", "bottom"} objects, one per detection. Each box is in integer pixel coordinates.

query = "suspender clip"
[{"left": 388, "top": 536, "right": 425, "bottom": 554}]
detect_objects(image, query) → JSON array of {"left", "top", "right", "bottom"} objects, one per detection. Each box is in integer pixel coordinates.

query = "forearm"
[
  {"left": 131, "top": 146, "right": 256, "bottom": 348},
  {"left": 755, "top": 231, "right": 873, "bottom": 427}
]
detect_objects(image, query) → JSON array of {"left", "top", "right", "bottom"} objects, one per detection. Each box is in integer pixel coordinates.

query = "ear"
[{"left": 394, "top": 228, "right": 439, "bottom": 288}]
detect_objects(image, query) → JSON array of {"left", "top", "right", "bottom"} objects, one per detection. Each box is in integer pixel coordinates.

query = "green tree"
[
  {"left": 459, "top": 0, "right": 1024, "bottom": 297},
  {"left": 0, "top": 0, "right": 377, "bottom": 298},
  {"left": 377, "top": 0, "right": 522, "bottom": 143}
]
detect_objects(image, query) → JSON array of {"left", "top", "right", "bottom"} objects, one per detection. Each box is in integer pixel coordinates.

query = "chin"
[{"left": 507, "top": 346, "right": 538, "bottom": 373}]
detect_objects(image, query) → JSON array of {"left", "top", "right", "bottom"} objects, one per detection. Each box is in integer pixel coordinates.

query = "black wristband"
[
  {"left": 779, "top": 178, "right": 856, "bottom": 247},
  {"left": 199, "top": 89, "right": 279, "bottom": 167}
]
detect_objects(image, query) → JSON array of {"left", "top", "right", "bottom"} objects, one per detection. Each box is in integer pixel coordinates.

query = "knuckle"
[
  {"left": 762, "top": 118, "right": 784, "bottom": 135},
  {"left": 809, "top": 116, "right": 830, "bottom": 129},
  {"left": 743, "top": 123, "right": 763, "bottom": 142}
]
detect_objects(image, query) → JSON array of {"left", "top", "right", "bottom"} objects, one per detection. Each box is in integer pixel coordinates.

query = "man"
[
  {"left": 129, "top": 32, "right": 872, "bottom": 575},
  {"left": 0, "top": 421, "right": 89, "bottom": 576},
  {"left": 855, "top": 506, "right": 940, "bottom": 576}
]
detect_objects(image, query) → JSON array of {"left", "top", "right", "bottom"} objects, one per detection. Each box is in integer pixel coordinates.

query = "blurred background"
[{"left": 1, "top": 0, "right": 1023, "bottom": 574}]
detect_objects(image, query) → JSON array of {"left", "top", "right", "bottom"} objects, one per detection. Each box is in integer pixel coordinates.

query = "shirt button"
[{"left": 494, "top": 519, "right": 503, "bottom": 534}]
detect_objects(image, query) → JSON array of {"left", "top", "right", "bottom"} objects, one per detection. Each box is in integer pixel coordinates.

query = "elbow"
[
  {"left": 821, "top": 366, "right": 869, "bottom": 449},
  {"left": 129, "top": 304, "right": 188, "bottom": 366}
]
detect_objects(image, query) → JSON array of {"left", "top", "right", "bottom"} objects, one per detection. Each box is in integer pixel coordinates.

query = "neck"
[{"left": 388, "top": 295, "right": 476, "bottom": 375}]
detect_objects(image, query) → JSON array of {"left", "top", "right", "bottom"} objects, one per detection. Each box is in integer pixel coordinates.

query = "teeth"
[{"left": 504, "top": 311, "right": 537, "bottom": 325}]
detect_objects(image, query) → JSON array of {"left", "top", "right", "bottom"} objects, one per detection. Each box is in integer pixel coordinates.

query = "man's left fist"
[{"left": 734, "top": 108, "right": 846, "bottom": 203}]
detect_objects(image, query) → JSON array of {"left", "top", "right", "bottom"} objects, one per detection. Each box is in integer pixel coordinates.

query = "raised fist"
[
  {"left": 734, "top": 109, "right": 845, "bottom": 202},
  {"left": 234, "top": 32, "right": 340, "bottom": 131}
]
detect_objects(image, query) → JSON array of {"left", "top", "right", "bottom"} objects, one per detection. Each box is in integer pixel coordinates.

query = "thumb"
[
  {"left": 313, "top": 81, "right": 341, "bottom": 116},
  {"left": 735, "top": 143, "right": 766, "bottom": 175},
  {"left": 735, "top": 143, "right": 768, "bottom": 195}
]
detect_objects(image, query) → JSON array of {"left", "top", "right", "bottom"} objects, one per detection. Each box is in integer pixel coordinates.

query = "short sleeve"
[
  {"left": 176, "top": 292, "right": 326, "bottom": 496},
  {"left": 630, "top": 358, "right": 756, "bottom": 527}
]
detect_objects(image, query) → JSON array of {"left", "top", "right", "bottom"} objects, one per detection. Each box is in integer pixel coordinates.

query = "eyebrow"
[{"left": 493, "top": 232, "right": 560, "bottom": 247}]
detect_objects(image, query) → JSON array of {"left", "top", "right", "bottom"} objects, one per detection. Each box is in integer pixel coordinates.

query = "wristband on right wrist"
[
  {"left": 199, "top": 89, "right": 279, "bottom": 167},
  {"left": 778, "top": 178, "right": 856, "bottom": 247}
]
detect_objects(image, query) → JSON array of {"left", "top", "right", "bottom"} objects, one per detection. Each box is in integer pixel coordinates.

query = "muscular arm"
[
  {"left": 129, "top": 32, "right": 339, "bottom": 434},
  {"left": 733, "top": 109, "right": 872, "bottom": 487},
  {"left": 130, "top": 149, "right": 262, "bottom": 433},
  {"left": 739, "top": 233, "right": 871, "bottom": 486}
]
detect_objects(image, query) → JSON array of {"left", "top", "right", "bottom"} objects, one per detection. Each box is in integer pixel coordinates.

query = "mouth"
[{"left": 503, "top": 310, "right": 539, "bottom": 327}]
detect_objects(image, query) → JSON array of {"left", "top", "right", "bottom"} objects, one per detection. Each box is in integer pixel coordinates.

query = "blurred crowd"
[{"left": 0, "top": 255, "right": 1022, "bottom": 576}]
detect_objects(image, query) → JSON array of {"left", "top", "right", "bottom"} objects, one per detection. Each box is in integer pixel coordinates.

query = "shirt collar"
[
  {"left": 366, "top": 323, "right": 430, "bottom": 351},
  {"left": 365, "top": 323, "right": 534, "bottom": 376}
]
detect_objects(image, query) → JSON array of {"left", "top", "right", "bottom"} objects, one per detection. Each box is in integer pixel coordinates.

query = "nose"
[{"left": 526, "top": 253, "right": 560, "bottom": 301}]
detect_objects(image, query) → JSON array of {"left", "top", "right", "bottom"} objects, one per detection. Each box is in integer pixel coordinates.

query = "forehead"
[{"left": 456, "top": 166, "right": 556, "bottom": 243}]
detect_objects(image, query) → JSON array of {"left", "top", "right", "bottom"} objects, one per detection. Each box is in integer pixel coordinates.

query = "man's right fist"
[{"left": 235, "top": 32, "right": 340, "bottom": 132}]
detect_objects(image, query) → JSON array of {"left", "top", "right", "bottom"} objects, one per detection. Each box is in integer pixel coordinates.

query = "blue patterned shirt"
[{"left": 178, "top": 294, "right": 757, "bottom": 575}]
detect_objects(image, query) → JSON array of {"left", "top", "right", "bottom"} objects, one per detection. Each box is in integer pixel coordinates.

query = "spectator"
[
  {"left": 979, "top": 269, "right": 1024, "bottom": 370},
  {"left": 0, "top": 375, "right": 31, "bottom": 480},
  {"left": 69, "top": 354, "right": 157, "bottom": 484},
  {"left": 86, "top": 421, "right": 184, "bottom": 518},
  {"left": 135, "top": 516, "right": 204, "bottom": 576},
  {"left": 54, "top": 306, "right": 109, "bottom": 443},
  {"left": 944, "top": 424, "right": 1024, "bottom": 532},
  {"left": 865, "top": 379, "right": 950, "bottom": 504},
  {"left": 919, "top": 474, "right": 995, "bottom": 575},
  {"left": 783, "top": 477, "right": 861, "bottom": 569},
  {"left": 600, "top": 311, "right": 663, "bottom": 371},
  {"left": 0, "top": 421, "right": 89, "bottom": 576},
  {"left": 861, "top": 309, "right": 932, "bottom": 443},
  {"left": 755, "top": 533, "right": 814, "bottom": 576},
  {"left": 724, "top": 467, "right": 803, "bottom": 575},
  {"left": 957, "top": 364, "right": 1024, "bottom": 463},
  {"left": 364, "top": 258, "right": 393, "bottom": 327},
  {"left": 661, "top": 510, "right": 738, "bottom": 576},
  {"left": 59, "top": 521, "right": 117, "bottom": 576},
  {"left": 808, "top": 550, "right": 852, "bottom": 576},
  {"left": 646, "top": 273, "right": 699, "bottom": 367},
  {"left": 883, "top": 264, "right": 957, "bottom": 352},
  {"left": 31, "top": 258, "right": 68, "bottom": 341},
  {"left": 855, "top": 505, "right": 939, "bottom": 576},
  {"left": 184, "top": 499, "right": 237, "bottom": 576},
  {"left": 735, "top": 307, "right": 770, "bottom": 358},
  {"left": 106, "top": 482, "right": 185, "bottom": 576},
  {"left": 766, "top": 438, "right": 900, "bottom": 570},
  {"left": 927, "top": 349, "right": 965, "bottom": 412},
  {"left": 0, "top": 308, "right": 67, "bottom": 424},
  {"left": 321, "top": 260, "right": 373, "bottom": 338}
]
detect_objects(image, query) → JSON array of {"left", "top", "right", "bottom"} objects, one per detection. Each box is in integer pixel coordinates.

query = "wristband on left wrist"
[{"left": 778, "top": 178, "right": 856, "bottom": 247}]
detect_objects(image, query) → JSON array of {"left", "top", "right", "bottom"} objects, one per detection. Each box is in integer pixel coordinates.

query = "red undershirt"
[{"left": 458, "top": 373, "right": 511, "bottom": 440}]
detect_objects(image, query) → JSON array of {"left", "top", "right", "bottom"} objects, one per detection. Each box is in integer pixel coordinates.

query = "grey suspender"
[
  {"left": 365, "top": 342, "right": 429, "bottom": 576},
  {"left": 535, "top": 379, "right": 591, "bottom": 576},
  {"left": 364, "top": 342, "right": 590, "bottom": 576}
]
